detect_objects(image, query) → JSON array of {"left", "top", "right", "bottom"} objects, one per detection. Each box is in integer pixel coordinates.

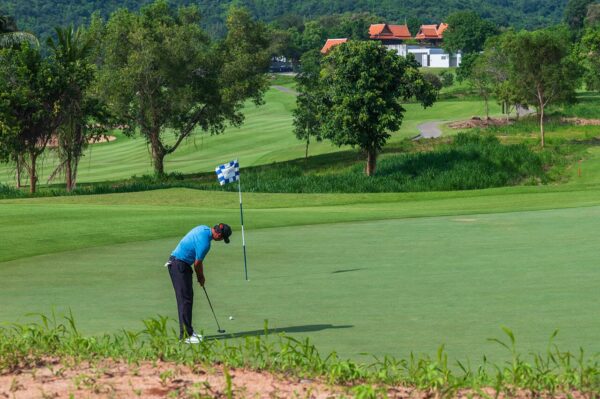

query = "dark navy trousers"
[{"left": 168, "top": 256, "right": 194, "bottom": 339}]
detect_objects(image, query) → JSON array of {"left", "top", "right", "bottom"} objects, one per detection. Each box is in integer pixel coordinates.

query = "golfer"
[{"left": 166, "top": 223, "right": 232, "bottom": 343}]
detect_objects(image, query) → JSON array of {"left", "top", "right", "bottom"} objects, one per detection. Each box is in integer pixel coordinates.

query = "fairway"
[
  {"left": 0, "top": 85, "right": 500, "bottom": 186},
  {"left": 1, "top": 191, "right": 598, "bottom": 364}
]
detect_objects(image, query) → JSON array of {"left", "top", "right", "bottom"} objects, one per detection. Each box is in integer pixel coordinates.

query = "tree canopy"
[
  {"left": 316, "top": 41, "right": 437, "bottom": 176},
  {"left": 442, "top": 11, "right": 499, "bottom": 54},
  {"left": 2, "top": 0, "right": 571, "bottom": 43},
  {"left": 96, "top": 0, "right": 270, "bottom": 176}
]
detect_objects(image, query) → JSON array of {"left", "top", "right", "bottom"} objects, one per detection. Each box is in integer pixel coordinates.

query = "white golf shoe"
[{"left": 184, "top": 333, "right": 203, "bottom": 344}]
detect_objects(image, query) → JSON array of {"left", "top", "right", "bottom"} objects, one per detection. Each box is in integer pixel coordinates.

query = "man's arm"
[{"left": 193, "top": 259, "right": 205, "bottom": 286}]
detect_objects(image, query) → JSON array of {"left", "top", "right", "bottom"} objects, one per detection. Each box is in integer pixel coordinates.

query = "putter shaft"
[{"left": 202, "top": 286, "right": 225, "bottom": 333}]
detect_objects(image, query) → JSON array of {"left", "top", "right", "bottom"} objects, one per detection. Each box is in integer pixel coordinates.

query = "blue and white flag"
[{"left": 215, "top": 159, "right": 240, "bottom": 186}]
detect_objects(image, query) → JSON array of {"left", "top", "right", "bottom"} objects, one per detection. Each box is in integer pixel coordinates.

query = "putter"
[{"left": 202, "top": 286, "right": 226, "bottom": 333}]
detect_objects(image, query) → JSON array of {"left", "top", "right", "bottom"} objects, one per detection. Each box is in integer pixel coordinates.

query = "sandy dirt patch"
[
  {"left": 0, "top": 358, "right": 591, "bottom": 399},
  {"left": 448, "top": 117, "right": 513, "bottom": 129},
  {"left": 45, "top": 135, "right": 117, "bottom": 148},
  {"left": 561, "top": 117, "right": 600, "bottom": 126}
]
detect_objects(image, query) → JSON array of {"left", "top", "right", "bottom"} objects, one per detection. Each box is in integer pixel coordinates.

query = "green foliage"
[
  {"left": 3, "top": 0, "right": 570, "bottom": 44},
  {"left": 47, "top": 25, "right": 107, "bottom": 191},
  {"left": 498, "top": 27, "right": 583, "bottom": 146},
  {"left": 96, "top": 1, "right": 270, "bottom": 176},
  {"left": 0, "top": 313, "right": 597, "bottom": 395},
  {"left": 579, "top": 26, "right": 600, "bottom": 91},
  {"left": 0, "top": 43, "right": 67, "bottom": 193},
  {"left": 423, "top": 72, "right": 443, "bottom": 92},
  {"left": 0, "top": 13, "right": 37, "bottom": 48},
  {"left": 439, "top": 70, "right": 454, "bottom": 87},
  {"left": 564, "top": 0, "right": 596, "bottom": 34},
  {"left": 443, "top": 11, "right": 499, "bottom": 54},
  {"left": 293, "top": 49, "right": 323, "bottom": 158},
  {"left": 317, "top": 40, "right": 437, "bottom": 176},
  {"left": 218, "top": 134, "right": 549, "bottom": 193}
]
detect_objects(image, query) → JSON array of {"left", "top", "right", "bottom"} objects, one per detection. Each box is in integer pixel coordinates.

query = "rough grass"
[
  {"left": 216, "top": 134, "right": 549, "bottom": 193},
  {"left": 0, "top": 313, "right": 597, "bottom": 396}
]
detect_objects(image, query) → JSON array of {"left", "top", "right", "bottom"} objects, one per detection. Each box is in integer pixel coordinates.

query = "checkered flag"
[{"left": 215, "top": 160, "right": 240, "bottom": 186}]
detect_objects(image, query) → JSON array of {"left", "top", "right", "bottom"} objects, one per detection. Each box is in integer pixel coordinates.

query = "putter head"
[{"left": 218, "top": 329, "right": 226, "bottom": 334}]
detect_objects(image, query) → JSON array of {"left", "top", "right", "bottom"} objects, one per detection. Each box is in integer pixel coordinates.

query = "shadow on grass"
[
  {"left": 331, "top": 268, "right": 363, "bottom": 274},
  {"left": 204, "top": 324, "right": 353, "bottom": 341}
]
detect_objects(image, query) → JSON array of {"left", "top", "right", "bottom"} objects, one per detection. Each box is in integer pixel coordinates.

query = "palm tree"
[
  {"left": 0, "top": 14, "right": 38, "bottom": 48},
  {"left": 47, "top": 26, "right": 105, "bottom": 192}
]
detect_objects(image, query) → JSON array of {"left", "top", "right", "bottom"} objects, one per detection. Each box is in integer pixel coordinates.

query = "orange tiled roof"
[
  {"left": 415, "top": 24, "right": 438, "bottom": 39},
  {"left": 320, "top": 38, "right": 348, "bottom": 54},
  {"left": 369, "top": 23, "right": 411, "bottom": 40},
  {"left": 437, "top": 23, "right": 448, "bottom": 37}
]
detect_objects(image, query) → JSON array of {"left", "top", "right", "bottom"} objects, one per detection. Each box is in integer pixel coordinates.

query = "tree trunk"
[
  {"left": 305, "top": 136, "right": 310, "bottom": 160},
  {"left": 365, "top": 148, "right": 377, "bottom": 176},
  {"left": 27, "top": 151, "right": 38, "bottom": 194},
  {"left": 65, "top": 157, "right": 73, "bottom": 192},
  {"left": 15, "top": 155, "right": 23, "bottom": 189},
  {"left": 484, "top": 96, "right": 490, "bottom": 120},
  {"left": 149, "top": 129, "right": 166, "bottom": 176},
  {"left": 539, "top": 104, "right": 545, "bottom": 148}
]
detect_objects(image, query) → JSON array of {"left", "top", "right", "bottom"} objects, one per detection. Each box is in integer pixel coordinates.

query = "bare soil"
[
  {"left": 0, "top": 358, "right": 590, "bottom": 398},
  {"left": 448, "top": 117, "right": 513, "bottom": 129},
  {"left": 561, "top": 117, "right": 600, "bottom": 126},
  {"left": 45, "top": 135, "right": 117, "bottom": 148}
]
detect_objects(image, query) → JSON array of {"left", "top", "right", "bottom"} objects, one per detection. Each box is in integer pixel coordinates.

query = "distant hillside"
[{"left": 2, "top": 0, "right": 568, "bottom": 40}]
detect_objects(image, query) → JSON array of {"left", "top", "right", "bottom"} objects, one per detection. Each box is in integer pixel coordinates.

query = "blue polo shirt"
[{"left": 171, "top": 225, "right": 213, "bottom": 265}]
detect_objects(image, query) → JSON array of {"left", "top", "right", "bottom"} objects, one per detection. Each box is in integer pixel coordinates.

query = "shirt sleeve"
[{"left": 196, "top": 245, "right": 209, "bottom": 262}]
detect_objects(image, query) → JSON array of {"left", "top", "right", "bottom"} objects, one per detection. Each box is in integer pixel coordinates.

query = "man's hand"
[{"left": 194, "top": 259, "right": 205, "bottom": 286}]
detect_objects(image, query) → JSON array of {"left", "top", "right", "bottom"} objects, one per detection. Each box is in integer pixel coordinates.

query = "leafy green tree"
[
  {"left": 317, "top": 41, "right": 437, "bottom": 176},
  {"left": 468, "top": 55, "right": 495, "bottom": 119},
  {"left": 96, "top": 1, "right": 270, "bottom": 176},
  {"left": 564, "top": 0, "right": 596, "bottom": 33},
  {"left": 443, "top": 11, "right": 499, "bottom": 54},
  {"left": 579, "top": 27, "right": 600, "bottom": 91},
  {"left": 293, "top": 49, "right": 322, "bottom": 159},
  {"left": 0, "top": 13, "right": 37, "bottom": 48},
  {"left": 47, "top": 26, "right": 109, "bottom": 191},
  {"left": 501, "top": 28, "right": 582, "bottom": 147},
  {"left": 585, "top": 3, "right": 600, "bottom": 27},
  {"left": 0, "top": 44, "right": 66, "bottom": 193}
]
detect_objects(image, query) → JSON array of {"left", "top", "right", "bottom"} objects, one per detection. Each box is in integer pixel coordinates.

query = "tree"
[
  {"left": 293, "top": 49, "right": 323, "bottom": 159},
  {"left": 97, "top": 1, "right": 270, "bottom": 176},
  {"left": 468, "top": 55, "right": 494, "bottom": 119},
  {"left": 317, "top": 41, "right": 437, "bottom": 176},
  {"left": 564, "top": 0, "right": 596, "bottom": 33},
  {"left": 585, "top": 3, "right": 600, "bottom": 27},
  {"left": 501, "top": 28, "right": 582, "bottom": 147},
  {"left": 443, "top": 11, "right": 499, "bottom": 54},
  {"left": 47, "top": 26, "right": 108, "bottom": 191},
  {"left": 580, "top": 27, "right": 600, "bottom": 91},
  {"left": 0, "top": 43, "right": 66, "bottom": 193},
  {"left": 0, "top": 14, "right": 37, "bottom": 48}
]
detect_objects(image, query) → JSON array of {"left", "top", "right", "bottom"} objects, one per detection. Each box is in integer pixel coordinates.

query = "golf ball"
[{"left": 229, "top": 316, "right": 234, "bottom": 320}]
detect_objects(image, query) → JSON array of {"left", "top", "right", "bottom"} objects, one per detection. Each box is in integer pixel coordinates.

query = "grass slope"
[{"left": 0, "top": 83, "right": 500, "bottom": 186}]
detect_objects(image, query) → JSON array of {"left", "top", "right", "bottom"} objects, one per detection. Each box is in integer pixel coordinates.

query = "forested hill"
[{"left": 3, "top": 0, "right": 568, "bottom": 40}]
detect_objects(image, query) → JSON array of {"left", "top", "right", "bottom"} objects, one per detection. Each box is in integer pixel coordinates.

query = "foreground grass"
[{"left": 1, "top": 313, "right": 598, "bottom": 397}]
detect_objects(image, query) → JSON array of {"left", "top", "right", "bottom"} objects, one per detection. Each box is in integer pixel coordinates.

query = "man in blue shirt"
[{"left": 167, "top": 223, "right": 232, "bottom": 343}]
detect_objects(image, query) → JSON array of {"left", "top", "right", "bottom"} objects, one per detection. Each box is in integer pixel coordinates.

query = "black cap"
[{"left": 214, "top": 223, "right": 232, "bottom": 244}]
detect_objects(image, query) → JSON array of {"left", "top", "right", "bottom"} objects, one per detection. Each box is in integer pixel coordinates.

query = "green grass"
[
  {"left": 1, "top": 81, "right": 600, "bottom": 390},
  {"left": 1, "top": 186, "right": 599, "bottom": 365},
  {"left": 0, "top": 84, "right": 502, "bottom": 187},
  {"left": 213, "top": 134, "right": 550, "bottom": 193}
]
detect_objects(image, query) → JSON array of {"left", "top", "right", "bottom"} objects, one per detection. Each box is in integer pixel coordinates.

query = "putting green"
[{"left": 1, "top": 204, "right": 598, "bottom": 364}]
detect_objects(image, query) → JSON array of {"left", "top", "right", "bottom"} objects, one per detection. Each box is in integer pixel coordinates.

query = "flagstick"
[{"left": 238, "top": 177, "right": 248, "bottom": 281}]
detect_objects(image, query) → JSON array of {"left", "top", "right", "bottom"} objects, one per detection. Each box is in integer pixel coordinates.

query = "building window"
[{"left": 441, "top": 55, "right": 447, "bottom": 60}]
